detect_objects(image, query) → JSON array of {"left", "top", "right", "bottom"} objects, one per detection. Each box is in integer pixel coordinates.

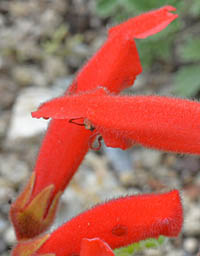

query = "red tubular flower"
[
  {"left": 12, "top": 190, "right": 183, "bottom": 256},
  {"left": 32, "top": 87, "right": 200, "bottom": 155},
  {"left": 10, "top": 6, "right": 178, "bottom": 240}
]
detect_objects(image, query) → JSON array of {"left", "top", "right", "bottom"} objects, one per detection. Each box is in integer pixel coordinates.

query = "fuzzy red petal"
[
  {"left": 73, "top": 35, "right": 141, "bottom": 93},
  {"left": 109, "top": 6, "right": 178, "bottom": 39},
  {"left": 31, "top": 87, "right": 107, "bottom": 120}
]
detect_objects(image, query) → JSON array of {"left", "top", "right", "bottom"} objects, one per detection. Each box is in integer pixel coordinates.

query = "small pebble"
[
  {"left": 0, "top": 239, "right": 6, "bottom": 254},
  {"left": 183, "top": 238, "right": 198, "bottom": 254},
  {"left": 3, "top": 227, "right": 16, "bottom": 246},
  {"left": 0, "top": 218, "right": 7, "bottom": 234},
  {"left": 0, "top": 155, "right": 29, "bottom": 185},
  {"left": 184, "top": 205, "right": 200, "bottom": 236},
  {"left": 140, "top": 150, "right": 161, "bottom": 168}
]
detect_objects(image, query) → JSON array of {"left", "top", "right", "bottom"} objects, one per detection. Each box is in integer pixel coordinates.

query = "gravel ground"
[{"left": 0, "top": 1, "right": 200, "bottom": 255}]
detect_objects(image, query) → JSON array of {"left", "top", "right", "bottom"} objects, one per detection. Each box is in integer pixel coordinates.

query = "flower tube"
[
  {"left": 12, "top": 190, "right": 183, "bottom": 256},
  {"left": 33, "top": 87, "right": 200, "bottom": 155}
]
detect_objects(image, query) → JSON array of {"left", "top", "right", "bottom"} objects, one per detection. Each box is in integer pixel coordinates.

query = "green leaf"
[
  {"left": 179, "top": 38, "right": 200, "bottom": 62},
  {"left": 157, "top": 235, "right": 166, "bottom": 245},
  {"left": 96, "top": 0, "right": 120, "bottom": 17},
  {"left": 189, "top": 0, "right": 200, "bottom": 16},
  {"left": 173, "top": 65, "right": 200, "bottom": 97},
  {"left": 95, "top": 0, "right": 182, "bottom": 18},
  {"left": 114, "top": 236, "right": 166, "bottom": 256}
]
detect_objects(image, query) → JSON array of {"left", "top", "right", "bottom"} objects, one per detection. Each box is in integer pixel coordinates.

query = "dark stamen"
[
  {"left": 69, "top": 118, "right": 85, "bottom": 126},
  {"left": 89, "top": 133, "right": 103, "bottom": 151}
]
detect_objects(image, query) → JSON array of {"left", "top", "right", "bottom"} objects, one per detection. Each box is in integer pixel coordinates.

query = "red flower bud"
[
  {"left": 10, "top": 173, "right": 61, "bottom": 240},
  {"left": 11, "top": 234, "right": 52, "bottom": 256}
]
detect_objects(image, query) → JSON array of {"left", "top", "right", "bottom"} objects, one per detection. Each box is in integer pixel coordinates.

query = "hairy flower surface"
[
  {"left": 11, "top": 6, "right": 178, "bottom": 240},
  {"left": 33, "top": 87, "right": 200, "bottom": 154},
  {"left": 12, "top": 190, "right": 183, "bottom": 256}
]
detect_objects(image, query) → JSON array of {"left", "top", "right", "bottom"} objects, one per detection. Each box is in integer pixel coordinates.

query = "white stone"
[
  {"left": 103, "top": 145, "right": 133, "bottom": 173},
  {"left": 0, "top": 155, "right": 29, "bottom": 185},
  {"left": 0, "top": 219, "right": 7, "bottom": 234},
  {"left": 0, "top": 178, "right": 14, "bottom": 204},
  {"left": 183, "top": 238, "right": 198, "bottom": 253},
  {"left": 140, "top": 149, "right": 161, "bottom": 168},
  {"left": 183, "top": 204, "right": 200, "bottom": 235},
  {"left": 4, "top": 227, "right": 16, "bottom": 246},
  {"left": 7, "top": 79, "right": 71, "bottom": 140}
]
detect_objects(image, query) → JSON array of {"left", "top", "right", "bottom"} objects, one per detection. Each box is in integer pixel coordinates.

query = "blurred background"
[{"left": 0, "top": 0, "right": 200, "bottom": 255}]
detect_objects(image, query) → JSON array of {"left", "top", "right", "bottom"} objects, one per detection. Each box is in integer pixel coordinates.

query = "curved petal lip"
[{"left": 109, "top": 5, "right": 178, "bottom": 39}]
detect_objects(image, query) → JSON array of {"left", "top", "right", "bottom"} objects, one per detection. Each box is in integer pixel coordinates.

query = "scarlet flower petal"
[
  {"left": 35, "top": 190, "right": 182, "bottom": 256},
  {"left": 31, "top": 87, "right": 107, "bottom": 120},
  {"left": 80, "top": 238, "right": 114, "bottom": 256},
  {"left": 73, "top": 35, "right": 141, "bottom": 93},
  {"left": 109, "top": 6, "right": 178, "bottom": 39},
  {"left": 32, "top": 89, "right": 200, "bottom": 154}
]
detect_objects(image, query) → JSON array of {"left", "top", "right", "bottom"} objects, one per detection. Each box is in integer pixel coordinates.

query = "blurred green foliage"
[
  {"left": 174, "top": 65, "right": 200, "bottom": 97},
  {"left": 95, "top": 0, "right": 200, "bottom": 97},
  {"left": 42, "top": 25, "right": 83, "bottom": 57},
  {"left": 42, "top": 25, "right": 69, "bottom": 55},
  {"left": 114, "top": 236, "right": 166, "bottom": 256},
  {"left": 96, "top": 0, "right": 181, "bottom": 20}
]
